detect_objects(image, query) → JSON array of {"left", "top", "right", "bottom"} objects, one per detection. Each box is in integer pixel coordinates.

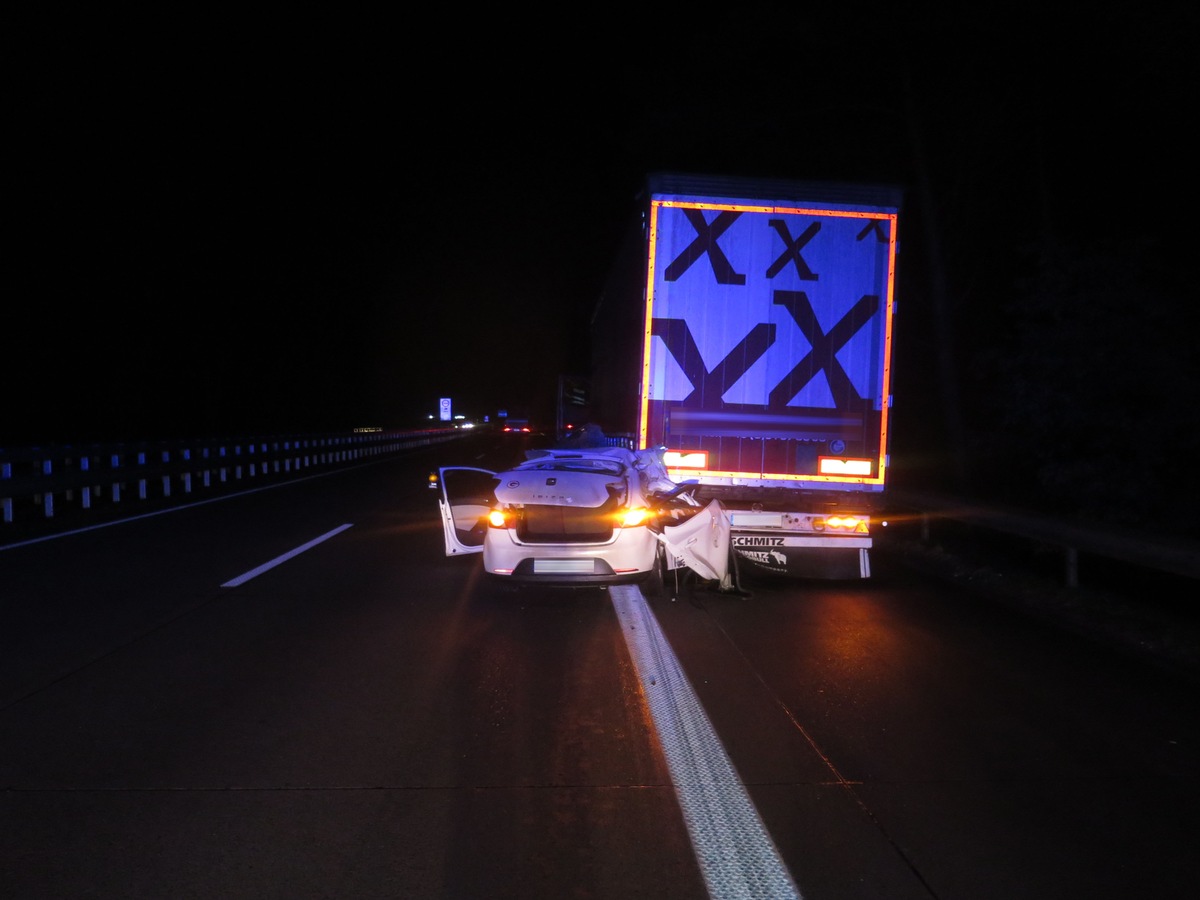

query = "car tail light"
[
  {"left": 487, "top": 509, "right": 511, "bottom": 528},
  {"left": 617, "top": 507, "right": 651, "bottom": 528}
]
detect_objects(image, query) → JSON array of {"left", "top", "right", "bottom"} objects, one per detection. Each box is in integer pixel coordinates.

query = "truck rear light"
[
  {"left": 663, "top": 449, "right": 708, "bottom": 469},
  {"left": 819, "top": 515, "right": 869, "bottom": 533},
  {"left": 819, "top": 457, "right": 873, "bottom": 476}
]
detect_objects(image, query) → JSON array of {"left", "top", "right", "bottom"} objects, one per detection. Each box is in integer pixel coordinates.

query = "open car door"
[{"left": 435, "top": 466, "right": 497, "bottom": 556}]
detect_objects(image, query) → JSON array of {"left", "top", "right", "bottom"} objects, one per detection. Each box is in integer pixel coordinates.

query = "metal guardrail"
[
  {"left": 887, "top": 488, "right": 1200, "bottom": 587},
  {"left": 1, "top": 427, "right": 469, "bottom": 544}
]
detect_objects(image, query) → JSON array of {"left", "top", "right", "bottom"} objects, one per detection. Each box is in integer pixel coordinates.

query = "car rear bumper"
[
  {"left": 482, "top": 527, "right": 657, "bottom": 584},
  {"left": 484, "top": 567, "right": 650, "bottom": 587}
]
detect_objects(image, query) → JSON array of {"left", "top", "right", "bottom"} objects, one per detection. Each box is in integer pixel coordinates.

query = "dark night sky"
[{"left": 6, "top": 8, "right": 1194, "bottom": 450}]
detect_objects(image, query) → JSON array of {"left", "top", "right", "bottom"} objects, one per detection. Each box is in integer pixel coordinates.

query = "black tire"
[{"left": 641, "top": 543, "right": 667, "bottom": 598}]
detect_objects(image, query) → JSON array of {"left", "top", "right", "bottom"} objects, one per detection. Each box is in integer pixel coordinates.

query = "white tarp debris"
[{"left": 661, "top": 499, "right": 731, "bottom": 589}]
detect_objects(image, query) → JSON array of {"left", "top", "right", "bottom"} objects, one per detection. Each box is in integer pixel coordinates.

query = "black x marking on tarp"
[
  {"left": 768, "top": 291, "right": 880, "bottom": 409},
  {"left": 651, "top": 318, "right": 776, "bottom": 405},
  {"left": 663, "top": 209, "right": 747, "bottom": 285},
  {"left": 857, "top": 219, "right": 888, "bottom": 242},
  {"left": 765, "top": 219, "right": 821, "bottom": 280}
]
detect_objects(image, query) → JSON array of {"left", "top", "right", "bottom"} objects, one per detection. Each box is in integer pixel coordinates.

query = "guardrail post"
[
  {"left": 1064, "top": 546, "right": 1079, "bottom": 589},
  {"left": 39, "top": 460, "right": 55, "bottom": 518}
]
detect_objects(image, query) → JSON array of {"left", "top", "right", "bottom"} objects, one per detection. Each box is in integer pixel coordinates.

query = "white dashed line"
[{"left": 221, "top": 524, "right": 353, "bottom": 587}]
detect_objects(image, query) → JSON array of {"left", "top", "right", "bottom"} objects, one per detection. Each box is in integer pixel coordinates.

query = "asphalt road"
[{"left": 2, "top": 434, "right": 1197, "bottom": 899}]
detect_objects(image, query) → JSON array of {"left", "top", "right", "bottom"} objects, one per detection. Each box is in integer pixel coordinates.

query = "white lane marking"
[
  {"left": 610, "top": 585, "right": 803, "bottom": 900},
  {"left": 220, "top": 524, "right": 353, "bottom": 587}
]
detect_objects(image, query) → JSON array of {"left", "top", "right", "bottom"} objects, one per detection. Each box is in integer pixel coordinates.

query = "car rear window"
[{"left": 514, "top": 458, "right": 626, "bottom": 477}]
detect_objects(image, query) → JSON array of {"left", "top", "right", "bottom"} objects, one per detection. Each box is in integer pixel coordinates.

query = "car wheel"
[{"left": 641, "top": 543, "right": 667, "bottom": 598}]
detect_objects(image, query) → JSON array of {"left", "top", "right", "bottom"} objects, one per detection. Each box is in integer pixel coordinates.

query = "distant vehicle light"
[{"left": 427, "top": 472, "right": 439, "bottom": 490}]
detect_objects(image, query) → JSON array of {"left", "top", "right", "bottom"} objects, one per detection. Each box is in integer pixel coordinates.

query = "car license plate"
[{"left": 534, "top": 559, "right": 593, "bottom": 574}]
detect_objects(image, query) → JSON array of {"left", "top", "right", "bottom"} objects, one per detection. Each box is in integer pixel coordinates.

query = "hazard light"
[
  {"left": 663, "top": 449, "right": 708, "bottom": 469},
  {"left": 817, "top": 515, "right": 870, "bottom": 533},
  {"left": 617, "top": 507, "right": 651, "bottom": 528}
]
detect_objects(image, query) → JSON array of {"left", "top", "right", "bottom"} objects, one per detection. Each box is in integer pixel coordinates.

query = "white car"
[{"left": 433, "top": 445, "right": 731, "bottom": 590}]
